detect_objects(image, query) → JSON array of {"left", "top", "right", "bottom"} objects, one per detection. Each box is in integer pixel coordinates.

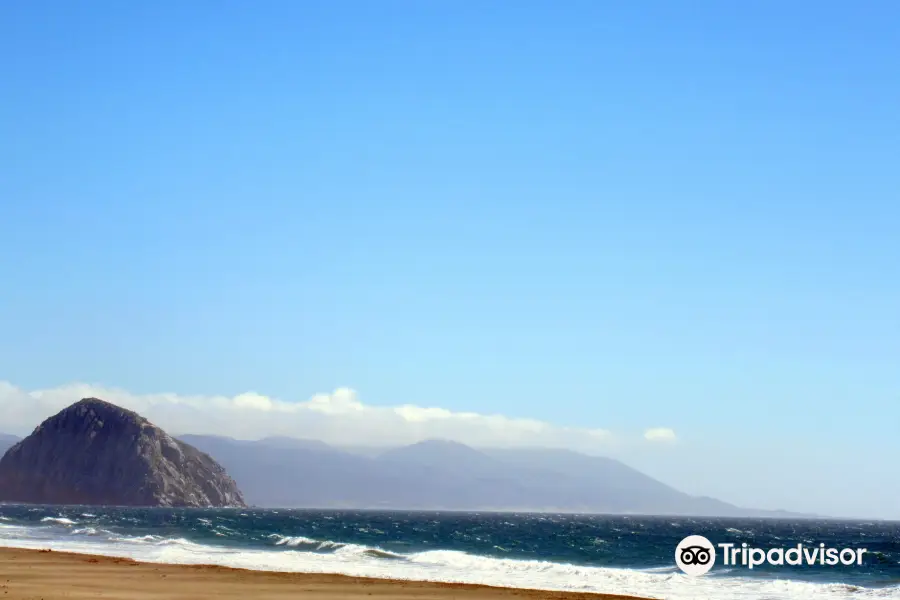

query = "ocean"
[{"left": 0, "top": 506, "right": 897, "bottom": 599}]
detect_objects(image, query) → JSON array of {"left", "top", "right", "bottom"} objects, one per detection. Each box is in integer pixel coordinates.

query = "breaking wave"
[{"left": 40, "top": 517, "right": 77, "bottom": 526}]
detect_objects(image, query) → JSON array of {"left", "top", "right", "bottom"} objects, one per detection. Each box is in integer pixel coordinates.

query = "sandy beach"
[{"left": 0, "top": 547, "right": 649, "bottom": 600}]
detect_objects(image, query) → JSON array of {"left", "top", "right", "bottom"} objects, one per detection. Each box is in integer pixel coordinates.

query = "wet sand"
[{"left": 0, "top": 547, "right": 651, "bottom": 600}]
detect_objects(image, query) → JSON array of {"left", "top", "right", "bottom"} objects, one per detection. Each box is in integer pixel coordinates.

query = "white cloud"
[
  {"left": 643, "top": 427, "right": 677, "bottom": 443},
  {"left": 0, "top": 381, "right": 664, "bottom": 452}
]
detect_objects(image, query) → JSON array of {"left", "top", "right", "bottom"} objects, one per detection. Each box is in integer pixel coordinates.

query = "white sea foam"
[
  {"left": 109, "top": 534, "right": 165, "bottom": 543},
  {"left": 270, "top": 535, "right": 318, "bottom": 546},
  {"left": 40, "top": 517, "right": 77, "bottom": 526},
  {"left": 0, "top": 526, "right": 895, "bottom": 600},
  {"left": 213, "top": 526, "right": 237, "bottom": 537}
]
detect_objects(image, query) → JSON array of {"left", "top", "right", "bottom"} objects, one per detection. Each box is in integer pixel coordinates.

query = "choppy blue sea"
[{"left": 1, "top": 506, "right": 898, "bottom": 599}]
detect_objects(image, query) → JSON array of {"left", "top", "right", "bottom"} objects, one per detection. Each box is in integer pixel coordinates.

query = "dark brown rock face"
[{"left": 0, "top": 398, "right": 246, "bottom": 507}]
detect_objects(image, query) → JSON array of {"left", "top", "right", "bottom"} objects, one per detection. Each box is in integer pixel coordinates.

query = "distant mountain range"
[
  {"left": 0, "top": 423, "right": 812, "bottom": 517},
  {"left": 175, "top": 434, "right": 812, "bottom": 517},
  {"left": 0, "top": 433, "right": 19, "bottom": 457}
]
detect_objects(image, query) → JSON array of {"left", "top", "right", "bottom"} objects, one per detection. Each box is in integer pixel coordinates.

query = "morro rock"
[{"left": 0, "top": 398, "right": 246, "bottom": 507}]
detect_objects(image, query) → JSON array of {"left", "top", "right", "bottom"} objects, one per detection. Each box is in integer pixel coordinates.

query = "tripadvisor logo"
[
  {"left": 675, "top": 535, "right": 868, "bottom": 577},
  {"left": 676, "top": 535, "right": 716, "bottom": 576}
]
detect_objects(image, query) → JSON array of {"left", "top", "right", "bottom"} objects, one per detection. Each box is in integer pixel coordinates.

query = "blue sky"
[{"left": 1, "top": 1, "right": 899, "bottom": 518}]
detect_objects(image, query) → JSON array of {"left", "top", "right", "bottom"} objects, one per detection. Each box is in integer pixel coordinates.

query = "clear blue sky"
[{"left": 1, "top": 1, "right": 899, "bottom": 517}]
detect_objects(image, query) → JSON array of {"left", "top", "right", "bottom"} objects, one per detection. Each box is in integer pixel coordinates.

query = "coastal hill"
[
  {"left": 0, "top": 398, "right": 246, "bottom": 508},
  {"left": 178, "top": 435, "right": 808, "bottom": 517}
]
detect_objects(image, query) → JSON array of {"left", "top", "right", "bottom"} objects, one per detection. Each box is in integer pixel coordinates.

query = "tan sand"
[{"left": 0, "top": 547, "right": 650, "bottom": 600}]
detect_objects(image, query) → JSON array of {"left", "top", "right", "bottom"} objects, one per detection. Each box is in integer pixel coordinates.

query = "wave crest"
[{"left": 40, "top": 517, "right": 77, "bottom": 526}]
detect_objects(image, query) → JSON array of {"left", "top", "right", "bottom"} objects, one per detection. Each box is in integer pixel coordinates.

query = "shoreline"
[{"left": 0, "top": 546, "right": 653, "bottom": 600}]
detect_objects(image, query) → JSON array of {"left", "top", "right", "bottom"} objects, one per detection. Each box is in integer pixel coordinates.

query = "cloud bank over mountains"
[{"left": 0, "top": 381, "right": 675, "bottom": 452}]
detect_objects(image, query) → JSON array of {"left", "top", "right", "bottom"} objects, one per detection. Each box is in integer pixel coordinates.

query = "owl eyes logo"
[
  {"left": 675, "top": 535, "right": 716, "bottom": 576},
  {"left": 680, "top": 545, "right": 712, "bottom": 565}
]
